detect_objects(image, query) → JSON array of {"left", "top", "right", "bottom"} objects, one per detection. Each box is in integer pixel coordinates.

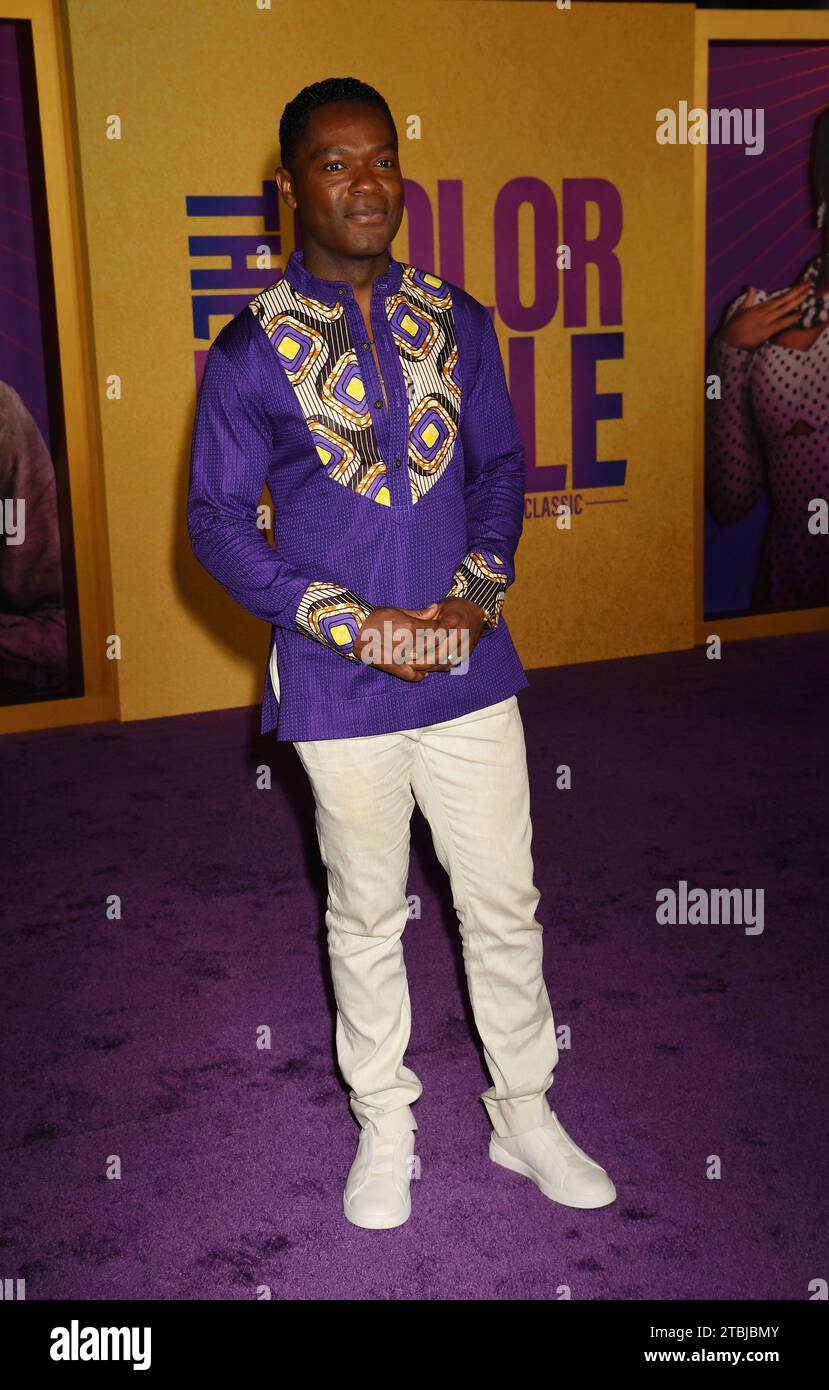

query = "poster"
[
  {"left": 0, "top": 17, "right": 82, "bottom": 708},
  {"left": 704, "top": 40, "right": 829, "bottom": 620}
]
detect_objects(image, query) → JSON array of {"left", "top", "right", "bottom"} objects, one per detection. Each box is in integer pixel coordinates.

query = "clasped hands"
[{"left": 352, "top": 598, "right": 487, "bottom": 683}]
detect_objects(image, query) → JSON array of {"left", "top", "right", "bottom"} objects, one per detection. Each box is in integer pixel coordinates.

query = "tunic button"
[
  {"left": 374, "top": 399, "right": 383, "bottom": 409},
  {"left": 394, "top": 458, "right": 401, "bottom": 468},
  {"left": 336, "top": 287, "right": 345, "bottom": 297},
  {"left": 361, "top": 341, "right": 370, "bottom": 350}
]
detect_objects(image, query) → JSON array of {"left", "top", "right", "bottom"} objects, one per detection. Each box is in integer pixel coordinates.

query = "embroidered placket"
[
  {"left": 371, "top": 287, "right": 410, "bottom": 508},
  {"left": 336, "top": 280, "right": 410, "bottom": 511}
]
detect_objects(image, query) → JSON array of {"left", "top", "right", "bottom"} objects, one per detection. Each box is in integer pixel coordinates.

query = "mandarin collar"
[{"left": 283, "top": 248, "right": 403, "bottom": 304}]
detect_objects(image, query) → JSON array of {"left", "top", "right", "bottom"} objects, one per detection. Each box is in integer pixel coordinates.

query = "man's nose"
[{"left": 348, "top": 165, "right": 385, "bottom": 193}]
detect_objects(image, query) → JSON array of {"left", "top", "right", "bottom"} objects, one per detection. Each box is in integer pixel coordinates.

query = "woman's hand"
[{"left": 718, "top": 283, "right": 811, "bottom": 349}]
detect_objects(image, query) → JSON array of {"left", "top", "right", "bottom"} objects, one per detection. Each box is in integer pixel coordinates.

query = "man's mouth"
[{"left": 346, "top": 209, "right": 387, "bottom": 223}]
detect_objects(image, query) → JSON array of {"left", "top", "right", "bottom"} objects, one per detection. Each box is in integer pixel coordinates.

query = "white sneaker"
[
  {"left": 343, "top": 1123, "right": 416, "bottom": 1229},
  {"left": 490, "top": 1111, "right": 617, "bottom": 1209}
]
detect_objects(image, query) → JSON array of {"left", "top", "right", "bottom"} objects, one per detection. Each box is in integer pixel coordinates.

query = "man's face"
[{"left": 277, "top": 101, "right": 405, "bottom": 262}]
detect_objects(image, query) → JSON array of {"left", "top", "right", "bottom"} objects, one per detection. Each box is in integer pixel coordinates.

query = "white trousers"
[{"left": 293, "top": 694, "right": 559, "bottom": 1138}]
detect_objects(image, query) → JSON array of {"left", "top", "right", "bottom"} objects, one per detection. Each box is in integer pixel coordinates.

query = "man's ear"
[{"left": 275, "top": 166, "right": 297, "bottom": 211}]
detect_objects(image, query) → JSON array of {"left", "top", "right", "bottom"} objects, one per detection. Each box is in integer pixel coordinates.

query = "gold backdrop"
[{"left": 63, "top": 0, "right": 696, "bottom": 725}]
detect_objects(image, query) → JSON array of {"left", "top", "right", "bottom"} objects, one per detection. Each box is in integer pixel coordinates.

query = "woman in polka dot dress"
[{"left": 705, "top": 113, "right": 829, "bottom": 613}]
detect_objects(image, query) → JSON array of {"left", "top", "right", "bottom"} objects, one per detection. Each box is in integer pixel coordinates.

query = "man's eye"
[{"left": 324, "top": 161, "right": 343, "bottom": 171}]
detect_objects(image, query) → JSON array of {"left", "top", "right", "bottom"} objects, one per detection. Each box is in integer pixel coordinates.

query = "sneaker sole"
[
  {"left": 343, "top": 1193, "right": 412, "bottom": 1230},
  {"left": 489, "top": 1140, "right": 617, "bottom": 1209}
]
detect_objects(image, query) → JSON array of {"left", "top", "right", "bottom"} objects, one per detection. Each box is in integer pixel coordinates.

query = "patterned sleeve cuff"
[
  {"left": 295, "top": 581, "right": 375, "bottom": 660},
  {"left": 446, "top": 550, "right": 509, "bottom": 630}
]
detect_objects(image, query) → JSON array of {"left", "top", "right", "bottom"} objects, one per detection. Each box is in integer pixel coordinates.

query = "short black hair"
[{"left": 279, "top": 77, "right": 397, "bottom": 175}]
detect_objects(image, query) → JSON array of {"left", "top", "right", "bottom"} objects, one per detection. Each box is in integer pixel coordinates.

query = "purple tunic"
[{"left": 187, "top": 250, "right": 529, "bottom": 740}]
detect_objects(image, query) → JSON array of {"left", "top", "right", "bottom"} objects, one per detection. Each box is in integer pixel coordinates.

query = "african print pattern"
[
  {"left": 248, "top": 264, "right": 460, "bottom": 509},
  {"left": 446, "top": 549, "right": 509, "bottom": 629},
  {"left": 294, "top": 581, "right": 375, "bottom": 660}
]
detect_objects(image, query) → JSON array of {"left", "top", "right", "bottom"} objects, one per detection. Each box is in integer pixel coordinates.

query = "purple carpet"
[{"left": 2, "top": 631, "right": 827, "bottom": 1300}]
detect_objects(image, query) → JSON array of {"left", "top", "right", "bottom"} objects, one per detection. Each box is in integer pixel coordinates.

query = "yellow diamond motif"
[
  {"left": 345, "top": 376, "right": 365, "bottom": 402},
  {"left": 279, "top": 336, "right": 301, "bottom": 361},
  {"left": 330, "top": 623, "right": 352, "bottom": 647},
  {"left": 401, "top": 313, "right": 418, "bottom": 335},
  {"left": 316, "top": 444, "right": 333, "bottom": 465},
  {"left": 376, "top": 486, "right": 391, "bottom": 506},
  {"left": 422, "top": 422, "right": 439, "bottom": 447},
  {"left": 424, "top": 273, "right": 441, "bottom": 287}
]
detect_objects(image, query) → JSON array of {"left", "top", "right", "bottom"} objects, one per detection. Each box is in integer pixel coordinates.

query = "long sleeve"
[
  {"left": 704, "top": 293, "right": 767, "bottom": 526},
  {"left": 446, "top": 310, "right": 526, "bottom": 629},
  {"left": 187, "top": 339, "right": 375, "bottom": 660}
]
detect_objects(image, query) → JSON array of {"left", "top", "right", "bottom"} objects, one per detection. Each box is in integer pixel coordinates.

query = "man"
[{"left": 188, "top": 77, "right": 616, "bottom": 1229}]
